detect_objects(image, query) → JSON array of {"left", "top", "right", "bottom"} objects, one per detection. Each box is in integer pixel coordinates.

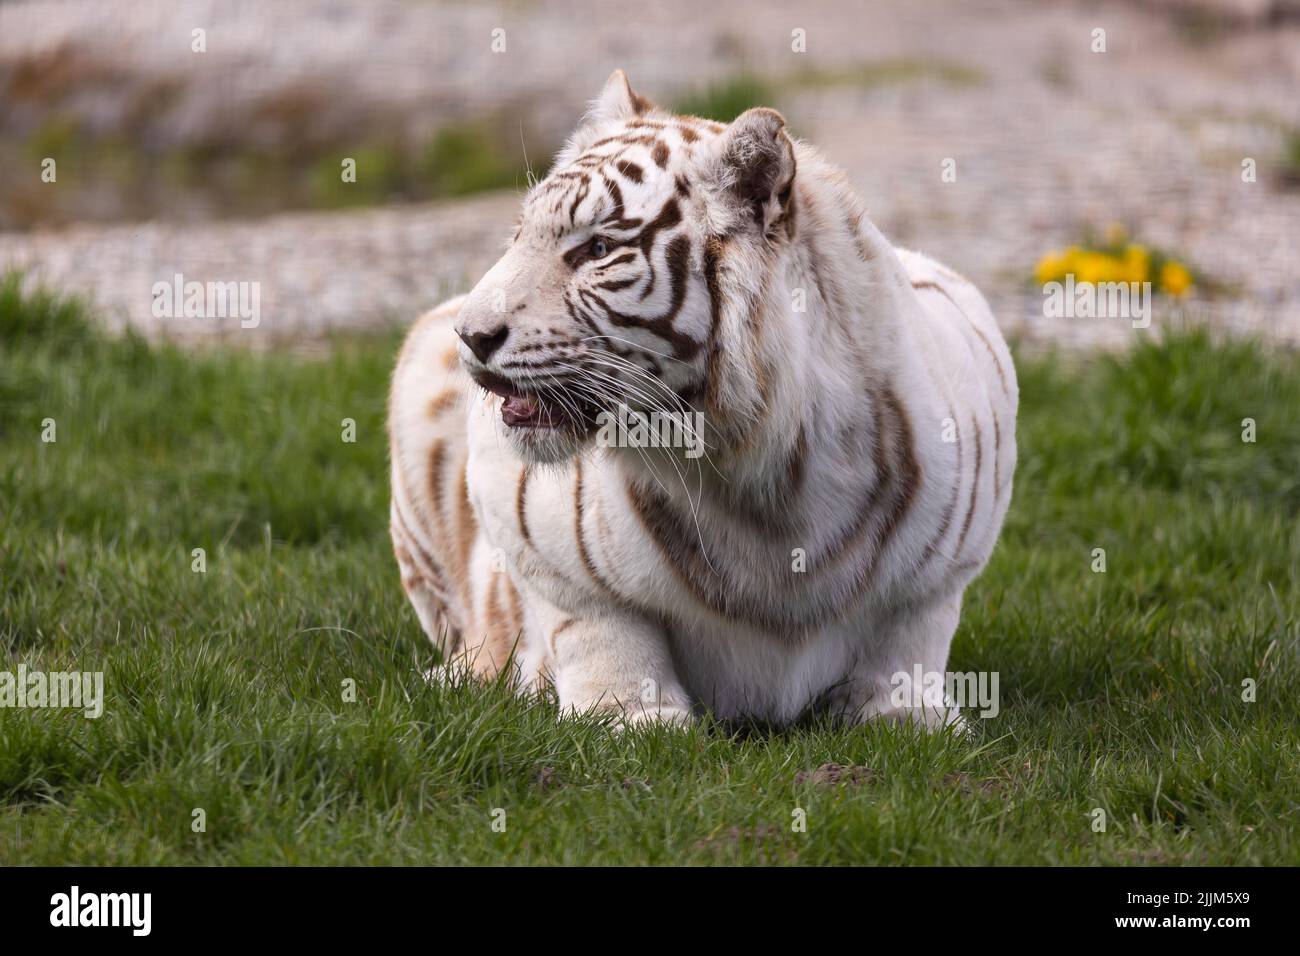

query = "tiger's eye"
[{"left": 592, "top": 238, "right": 608, "bottom": 258}]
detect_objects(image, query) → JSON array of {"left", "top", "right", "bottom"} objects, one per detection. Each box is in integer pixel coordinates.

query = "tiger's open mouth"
[{"left": 471, "top": 370, "right": 601, "bottom": 432}]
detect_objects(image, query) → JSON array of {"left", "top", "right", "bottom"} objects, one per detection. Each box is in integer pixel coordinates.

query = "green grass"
[
  {"left": 672, "top": 60, "right": 984, "bottom": 125},
  {"left": 3, "top": 117, "right": 533, "bottom": 229},
  {"left": 1, "top": 275, "right": 1297, "bottom": 865},
  {"left": 673, "top": 74, "right": 776, "bottom": 124},
  {"left": 1280, "top": 127, "right": 1300, "bottom": 189},
  {"left": 788, "top": 58, "right": 985, "bottom": 91}
]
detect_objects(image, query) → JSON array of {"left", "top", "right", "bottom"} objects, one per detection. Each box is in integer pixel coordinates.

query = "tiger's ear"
[
  {"left": 586, "top": 70, "right": 654, "bottom": 125},
  {"left": 556, "top": 71, "right": 655, "bottom": 169},
  {"left": 708, "top": 107, "right": 796, "bottom": 236}
]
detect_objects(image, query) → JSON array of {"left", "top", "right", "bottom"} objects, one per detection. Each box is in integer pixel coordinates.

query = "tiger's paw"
[
  {"left": 574, "top": 695, "right": 696, "bottom": 731},
  {"left": 620, "top": 702, "right": 696, "bottom": 730}
]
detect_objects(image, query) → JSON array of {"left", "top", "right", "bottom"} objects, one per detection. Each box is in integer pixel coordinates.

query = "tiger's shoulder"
[{"left": 894, "top": 246, "right": 1018, "bottom": 404}]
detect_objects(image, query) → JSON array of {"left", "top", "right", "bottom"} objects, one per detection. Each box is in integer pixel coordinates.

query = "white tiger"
[{"left": 388, "top": 71, "right": 1017, "bottom": 728}]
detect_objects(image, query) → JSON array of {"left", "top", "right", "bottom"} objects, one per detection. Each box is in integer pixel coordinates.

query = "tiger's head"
[{"left": 455, "top": 70, "right": 797, "bottom": 464}]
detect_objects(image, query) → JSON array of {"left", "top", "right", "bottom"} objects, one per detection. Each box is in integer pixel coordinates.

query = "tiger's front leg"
[
  {"left": 532, "top": 596, "right": 694, "bottom": 727},
  {"left": 824, "top": 592, "right": 967, "bottom": 730}
]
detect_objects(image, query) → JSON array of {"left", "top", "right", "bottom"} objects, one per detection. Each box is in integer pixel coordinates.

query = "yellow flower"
[
  {"left": 1035, "top": 250, "right": 1069, "bottom": 284},
  {"left": 1160, "top": 261, "right": 1193, "bottom": 296},
  {"left": 1121, "top": 244, "right": 1150, "bottom": 284},
  {"left": 1036, "top": 238, "right": 1192, "bottom": 295},
  {"left": 1073, "top": 250, "right": 1116, "bottom": 285}
]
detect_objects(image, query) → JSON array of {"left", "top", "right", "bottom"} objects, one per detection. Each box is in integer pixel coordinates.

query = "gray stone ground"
[{"left": 1, "top": 0, "right": 1297, "bottom": 350}]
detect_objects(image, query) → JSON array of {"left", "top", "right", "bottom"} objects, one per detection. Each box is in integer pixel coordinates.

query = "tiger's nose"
[{"left": 458, "top": 325, "right": 510, "bottom": 363}]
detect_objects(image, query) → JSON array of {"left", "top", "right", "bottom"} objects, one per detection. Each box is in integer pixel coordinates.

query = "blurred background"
[
  {"left": 1, "top": 0, "right": 1297, "bottom": 349},
  {"left": 3, "top": 1, "right": 1299, "bottom": 869}
]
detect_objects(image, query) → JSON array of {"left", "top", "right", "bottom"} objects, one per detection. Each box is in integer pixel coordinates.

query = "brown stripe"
[
  {"left": 568, "top": 177, "right": 591, "bottom": 226},
  {"left": 992, "top": 414, "right": 1002, "bottom": 500},
  {"left": 786, "top": 425, "right": 807, "bottom": 495},
  {"left": 728, "top": 355, "right": 772, "bottom": 457},
  {"left": 549, "top": 617, "right": 578, "bottom": 657},
  {"left": 392, "top": 505, "right": 436, "bottom": 582},
  {"left": 427, "top": 390, "right": 458, "bottom": 419},
  {"left": 847, "top": 208, "right": 875, "bottom": 261},
  {"left": 837, "top": 387, "right": 923, "bottom": 590},
  {"left": 504, "top": 580, "right": 522, "bottom": 648},
  {"left": 713, "top": 262, "right": 773, "bottom": 451},
  {"left": 705, "top": 424, "right": 804, "bottom": 532},
  {"left": 919, "top": 410, "right": 962, "bottom": 565},
  {"left": 956, "top": 410, "right": 1008, "bottom": 569},
  {"left": 933, "top": 262, "right": 969, "bottom": 285},
  {"left": 871, "top": 387, "right": 922, "bottom": 564},
  {"left": 615, "top": 160, "right": 644, "bottom": 183},
  {"left": 516, "top": 465, "right": 533, "bottom": 545},
  {"left": 816, "top": 394, "right": 891, "bottom": 566},
  {"left": 391, "top": 442, "right": 442, "bottom": 557},
  {"left": 819, "top": 388, "right": 924, "bottom": 619},
  {"left": 967, "top": 322, "right": 1009, "bottom": 397},
  {"left": 586, "top": 133, "right": 661, "bottom": 151},
  {"left": 912, "top": 279, "right": 1009, "bottom": 398},
  {"left": 599, "top": 175, "right": 625, "bottom": 222},
  {"left": 701, "top": 236, "right": 726, "bottom": 414},
  {"left": 584, "top": 230, "right": 703, "bottom": 360},
  {"left": 805, "top": 223, "right": 829, "bottom": 308},
  {"left": 953, "top": 414, "right": 982, "bottom": 559},
  {"left": 625, "top": 390, "right": 918, "bottom": 633},
  {"left": 625, "top": 477, "right": 810, "bottom": 635},
  {"left": 455, "top": 459, "right": 477, "bottom": 605},
  {"left": 624, "top": 478, "right": 737, "bottom": 621},
  {"left": 916, "top": 279, "right": 1005, "bottom": 564},
  {"left": 509, "top": 468, "right": 586, "bottom": 597},
  {"left": 485, "top": 574, "right": 504, "bottom": 638},
  {"left": 391, "top": 501, "right": 457, "bottom": 631},
  {"left": 427, "top": 440, "right": 447, "bottom": 518},
  {"left": 573, "top": 460, "right": 625, "bottom": 603},
  {"left": 479, "top": 574, "right": 518, "bottom": 673}
]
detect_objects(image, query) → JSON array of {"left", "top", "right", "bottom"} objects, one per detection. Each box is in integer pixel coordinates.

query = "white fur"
[{"left": 389, "top": 73, "right": 1018, "bottom": 728}]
